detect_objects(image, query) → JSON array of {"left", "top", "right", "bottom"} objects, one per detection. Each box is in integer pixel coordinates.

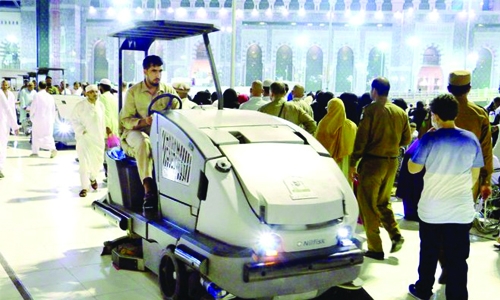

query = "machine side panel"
[{"left": 159, "top": 194, "right": 198, "bottom": 231}]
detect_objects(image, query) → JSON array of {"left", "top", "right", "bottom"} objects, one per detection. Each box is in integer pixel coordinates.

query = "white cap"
[
  {"left": 172, "top": 82, "right": 191, "bottom": 91},
  {"left": 263, "top": 79, "right": 273, "bottom": 88},
  {"left": 99, "top": 78, "right": 112, "bottom": 86},
  {"left": 85, "top": 84, "right": 98, "bottom": 93}
]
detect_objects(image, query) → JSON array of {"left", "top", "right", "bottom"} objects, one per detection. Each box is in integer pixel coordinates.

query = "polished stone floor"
[{"left": 1, "top": 136, "right": 499, "bottom": 300}]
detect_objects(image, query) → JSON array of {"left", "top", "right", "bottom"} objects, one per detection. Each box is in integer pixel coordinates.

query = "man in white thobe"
[
  {"left": 1, "top": 80, "right": 17, "bottom": 125},
  {"left": 0, "top": 89, "right": 19, "bottom": 178},
  {"left": 18, "top": 81, "right": 37, "bottom": 134},
  {"left": 30, "top": 81, "right": 58, "bottom": 158},
  {"left": 71, "top": 84, "right": 106, "bottom": 197},
  {"left": 240, "top": 80, "right": 269, "bottom": 110}
]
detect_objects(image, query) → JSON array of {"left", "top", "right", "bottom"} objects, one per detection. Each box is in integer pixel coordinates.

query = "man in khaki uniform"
[
  {"left": 448, "top": 70, "right": 492, "bottom": 201},
  {"left": 349, "top": 77, "right": 411, "bottom": 260},
  {"left": 291, "top": 84, "right": 314, "bottom": 118},
  {"left": 120, "top": 55, "right": 179, "bottom": 211},
  {"left": 258, "top": 81, "right": 317, "bottom": 135}
]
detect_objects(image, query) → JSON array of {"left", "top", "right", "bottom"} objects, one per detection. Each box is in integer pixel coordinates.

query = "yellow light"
[{"left": 265, "top": 250, "right": 278, "bottom": 257}]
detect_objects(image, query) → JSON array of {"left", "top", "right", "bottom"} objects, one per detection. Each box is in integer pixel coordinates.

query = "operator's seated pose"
[{"left": 119, "top": 55, "right": 179, "bottom": 211}]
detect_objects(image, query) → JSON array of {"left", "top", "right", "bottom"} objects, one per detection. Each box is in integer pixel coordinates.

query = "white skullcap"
[{"left": 85, "top": 84, "right": 98, "bottom": 93}]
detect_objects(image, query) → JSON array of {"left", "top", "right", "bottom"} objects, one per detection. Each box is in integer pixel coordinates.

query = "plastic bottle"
[
  {"left": 489, "top": 111, "right": 495, "bottom": 123},
  {"left": 200, "top": 277, "right": 226, "bottom": 299}
]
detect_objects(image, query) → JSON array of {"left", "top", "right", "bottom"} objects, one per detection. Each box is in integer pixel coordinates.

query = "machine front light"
[
  {"left": 56, "top": 121, "right": 72, "bottom": 134},
  {"left": 337, "top": 226, "right": 354, "bottom": 246},
  {"left": 256, "top": 232, "right": 281, "bottom": 258}
]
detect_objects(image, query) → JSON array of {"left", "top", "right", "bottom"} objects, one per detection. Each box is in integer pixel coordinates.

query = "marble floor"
[{"left": 1, "top": 135, "right": 499, "bottom": 300}]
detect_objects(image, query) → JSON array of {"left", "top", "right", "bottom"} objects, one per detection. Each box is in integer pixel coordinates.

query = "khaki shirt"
[
  {"left": 120, "top": 81, "right": 179, "bottom": 137},
  {"left": 455, "top": 99, "right": 493, "bottom": 185},
  {"left": 350, "top": 101, "right": 411, "bottom": 167},
  {"left": 291, "top": 97, "right": 314, "bottom": 118},
  {"left": 258, "top": 97, "right": 317, "bottom": 134},
  {"left": 47, "top": 86, "right": 59, "bottom": 95}
]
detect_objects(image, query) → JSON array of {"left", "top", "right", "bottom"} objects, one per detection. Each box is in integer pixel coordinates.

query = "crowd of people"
[{"left": 2, "top": 54, "right": 500, "bottom": 299}]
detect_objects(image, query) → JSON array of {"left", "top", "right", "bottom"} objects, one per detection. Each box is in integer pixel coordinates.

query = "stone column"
[
  {"left": 428, "top": 0, "right": 437, "bottom": 10},
  {"left": 392, "top": 0, "right": 405, "bottom": 12},
  {"left": 20, "top": 0, "right": 37, "bottom": 69},
  {"left": 360, "top": 0, "right": 368, "bottom": 10},
  {"left": 412, "top": 0, "right": 421, "bottom": 10},
  {"left": 36, "top": 0, "right": 50, "bottom": 67},
  {"left": 445, "top": 0, "right": 452, "bottom": 10}
]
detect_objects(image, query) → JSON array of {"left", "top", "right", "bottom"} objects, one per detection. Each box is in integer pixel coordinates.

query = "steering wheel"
[{"left": 147, "top": 93, "right": 183, "bottom": 116}]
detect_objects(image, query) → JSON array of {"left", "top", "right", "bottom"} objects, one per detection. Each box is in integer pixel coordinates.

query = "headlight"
[
  {"left": 255, "top": 232, "right": 281, "bottom": 258},
  {"left": 337, "top": 226, "right": 354, "bottom": 246},
  {"left": 56, "top": 121, "right": 72, "bottom": 134}
]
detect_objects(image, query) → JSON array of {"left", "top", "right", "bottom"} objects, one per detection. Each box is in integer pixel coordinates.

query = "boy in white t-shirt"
[{"left": 407, "top": 94, "right": 483, "bottom": 300}]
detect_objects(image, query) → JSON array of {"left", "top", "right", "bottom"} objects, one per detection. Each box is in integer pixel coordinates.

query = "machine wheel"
[
  {"left": 473, "top": 211, "right": 499, "bottom": 234},
  {"left": 159, "top": 248, "right": 188, "bottom": 300}
]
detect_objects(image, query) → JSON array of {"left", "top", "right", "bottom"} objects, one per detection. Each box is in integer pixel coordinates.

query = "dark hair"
[
  {"left": 284, "top": 83, "right": 289, "bottom": 94},
  {"left": 371, "top": 77, "right": 390, "bottom": 96},
  {"left": 38, "top": 81, "right": 47, "bottom": 89},
  {"left": 222, "top": 88, "right": 239, "bottom": 109},
  {"left": 100, "top": 83, "right": 111, "bottom": 92},
  {"left": 270, "top": 82, "right": 286, "bottom": 96},
  {"left": 416, "top": 101, "right": 424, "bottom": 109},
  {"left": 430, "top": 94, "right": 458, "bottom": 121},
  {"left": 193, "top": 91, "right": 212, "bottom": 105},
  {"left": 142, "top": 55, "right": 163, "bottom": 69},
  {"left": 263, "top": 86, "right": 270, "bottom": 94},
  {"left": 339, "top": 92, "right": 360, "bottom": 124},
  {"left": 447, "top": 84, "right": 470, "bottom": 97},
  {"left": 211, "top": 92, "right": 218, "bottom": 102},
  {"left": 392, "top": 98, "right": 408, "bottom": 111}
]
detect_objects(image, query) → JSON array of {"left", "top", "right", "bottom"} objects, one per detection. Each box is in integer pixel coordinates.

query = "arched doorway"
[
  {"left": 417, "top": 46, "right": 443, "bottom": 92},
  {"left": 149, "top": 40, "right": 164, "bottom": 57},
  {"left": 123, "top": 51, "right": 136, "bottom": 83},
  {"left": 276, "top": 45, "right": 293, "bottom": 81},
  {"left": 305, "top": 45, "right": 323, "bottom": 92},
  {"left": 335, "top": 46, "right": 354, "bottom": 93},
  {"left": 245, "top": 44, "right": 262, "bottom": 86},
  {"left": 191, "top": 43, "right": 212, "bottom": 87},
  {"left": 366, "top": 47, "right": 383, "bottom": 90},
  {"left": 93, "top": 40, "right": 108, "bottom": 83},
  {"left": 472, "top": 47, "right": 493, "bottom": 89}
]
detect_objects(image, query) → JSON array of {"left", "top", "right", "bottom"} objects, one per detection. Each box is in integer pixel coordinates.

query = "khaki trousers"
[
  {"left": 124, "top": 130, "right": 153, "bottom": 182},
  {"left": 357, "top": 157, "right": 402, "bottom": 253}
]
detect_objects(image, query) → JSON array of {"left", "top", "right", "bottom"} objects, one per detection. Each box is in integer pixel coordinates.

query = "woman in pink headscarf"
[{"left": 314, "top": 98, "right": 357, "bottom": 181}]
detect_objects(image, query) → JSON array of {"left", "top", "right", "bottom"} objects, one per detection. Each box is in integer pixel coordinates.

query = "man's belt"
[{"left": 364, "top": 154, "right": 398, "bottom": 159}]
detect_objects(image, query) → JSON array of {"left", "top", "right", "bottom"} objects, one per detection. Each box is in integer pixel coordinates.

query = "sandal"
[
  {"left": 90, "top": 180, "right": 98, "bottom": 190},
  {"left": 79, "top": 189, "right": 88, "bottom": 197}
]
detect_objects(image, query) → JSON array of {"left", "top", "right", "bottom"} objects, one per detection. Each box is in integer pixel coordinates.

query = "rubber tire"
[
  {"left": 473, "top": 212, "right": 498, "bottom": 234},
  {"left": 159, "top": 248, "right": 188, "bottom": 300}
]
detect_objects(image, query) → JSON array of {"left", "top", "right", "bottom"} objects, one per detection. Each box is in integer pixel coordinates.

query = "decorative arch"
[
  {"left": 93, "top": 40, "right": 108, "bottom": 83},
  {"left": 245, "top": 44, "right": 263, "bottom": 86},
  {"left": 417, "top": 45, "right": 443, "bottom": 92},
  {"left": 305, "top": 45, "right": 323, "bottom": 92},
  {"left": 276, "top": 45, "right": 293, "bottom": 81},
  {"left": 335, "top": 46, "right": 354, "bottom": 93},
  {"left": 191, "top": 42, "right": 212, "bottom": 87},
  {"left": 422, "top": 46, "right": 440, "bottom": 65},
  {"left": 472, "top": 47, "right": 493, "bottom": 89},
  {"left": 195, "top": 42, "right": 208, "bottom": 59},
  {"left": 149, "top": 40, "right": 164, "bottom": 56},
  {"left": 366, "top": 47, "right": 383, "bottom": 90}
]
